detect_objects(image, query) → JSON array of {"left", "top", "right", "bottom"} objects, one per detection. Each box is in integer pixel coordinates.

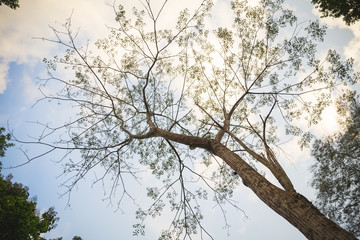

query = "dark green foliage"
[
  {"left": 311, "top": 91, "right": 360, "bottom": 237},
  {"left": 0, "top": 175, "right": 59, "bottom": 240},
  {"left": 0, "top": 0, "right": 19, "bottom": 9},
  {"left": 0, "top": 127, "right": 14, "bottom": 158},
  {"left": 311, "top": 0, "right": 360, "bottom": 25},
  {"left": 0, "top": 128, "right": 59, "bottom": 240}
]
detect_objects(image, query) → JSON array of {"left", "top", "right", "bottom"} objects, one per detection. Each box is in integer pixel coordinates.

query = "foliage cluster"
[
  {"left": 311, "top": 0, "right": 360, "bottom": 25},
  {"left": 0, "top": 0, "right": 19, "bottom": 9},
  {"left": 311, "top": 91, "right": 360, "bottom": 237}
]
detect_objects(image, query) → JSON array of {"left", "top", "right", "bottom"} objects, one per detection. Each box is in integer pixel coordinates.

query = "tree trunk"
[
  {"left": 210, "top": 141, "right": 356, "bottom": 240},
  {"left": 155, "top": 128, "right": 356, "bottom": 239}
]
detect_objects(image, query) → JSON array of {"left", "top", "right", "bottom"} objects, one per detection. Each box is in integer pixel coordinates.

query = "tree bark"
[{"left": 210, "top": 141, "right": 356, "bottom": 240}]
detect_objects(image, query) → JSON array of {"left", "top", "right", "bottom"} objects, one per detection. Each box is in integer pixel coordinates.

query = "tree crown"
[{"left": 20, "top": 0, "right": 359, "bottom": 238}]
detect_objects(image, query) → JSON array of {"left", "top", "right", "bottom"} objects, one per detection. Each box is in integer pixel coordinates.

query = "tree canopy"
[
  {"left": 0, "top": 0, "right": 19, "bottom": 9},
  {"left": 311, "top": 91, "right": 360, "bottom": 237},
  {"left": 23, "top": 0, "right": 359, "bottom": 239},
  {"left": 0, "top": 128, "right": 59, "bottom": 240},
  {"left": 311, "top": 0, "right": 360, "bottom": 25},
  {"left": 0, "top": 127, "right": 14, "bottom": 159}
]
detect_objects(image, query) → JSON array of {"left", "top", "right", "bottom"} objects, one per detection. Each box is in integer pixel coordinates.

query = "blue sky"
[{"left": 0, "top": 0, "right": 359, "bottom": 239}]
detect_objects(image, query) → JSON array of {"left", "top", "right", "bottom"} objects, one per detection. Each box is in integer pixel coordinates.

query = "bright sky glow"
[{"left": 0, "top": 0, "right": 359, "bottom": 239}]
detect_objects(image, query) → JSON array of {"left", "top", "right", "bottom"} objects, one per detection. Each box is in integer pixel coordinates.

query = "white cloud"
[
  {"left": 311, "top": 6, "right": 360, "bottom": 68},
  {"left": 22, "top": 73, "right": 41, "bottom": 102},
  {"left": 0, "top": 0, "right": 215, "bottom": 97},
  {"left": 0, "top": 0, "right": 115, "bottom": 96},
  {"left": 210, "top": 0, "right": 234, "bottom": 28},
  {"left": 0, "top": 61, "right": 9, "bottom": 93},
  {"left": 343, "top": 26, "right": 360, "bottom": 68}
]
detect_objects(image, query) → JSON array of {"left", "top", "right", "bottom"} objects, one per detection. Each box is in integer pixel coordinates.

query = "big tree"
[{"left": 23, "top": 0, "right": 358, "bottom": 239}]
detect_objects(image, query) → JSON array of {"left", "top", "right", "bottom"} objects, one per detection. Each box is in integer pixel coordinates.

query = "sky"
[{"left": 0, "top": 0, "right": 359, "bottom": 239}]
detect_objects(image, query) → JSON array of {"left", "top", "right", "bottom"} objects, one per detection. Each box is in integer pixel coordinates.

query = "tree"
[
  {"left": 311, "top": 91, "right": 360, "bottom": 237},
  {"left": 49, "top": 235, "right": 82, "bottom": 240},
  {"left": 0, "top": 127, "right": 14, "bottom": 159},
  {"left": 0, "top": 129, "right": 59, "bottom": 240},
  {"left": 0, "top": 0, "right": 19, "bottom": 9},
  {"left": 24, "top": 0, "right": 359, "bottom": 239},
  {"left": 311, "top": 0, "right": 360, "bottom": 25}
]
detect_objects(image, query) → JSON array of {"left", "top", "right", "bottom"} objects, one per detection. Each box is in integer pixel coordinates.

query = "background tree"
[
  {"left": 311, "top": 0, "right": 360, "bottom": 25},
  {"left": 0, "top": 0, "right": 19, "bottom": 9},
  {"left": 0, "top": 128, "right": 59, "bottom": 240},
  {"left": 23, "top": 0, "right": 359, "bottom": 239},
  {"left": 311, "top": 90, "right": 360, "bottom": 237},
  {"left": 0, "top": 127, "right": 14, "bottom": 158},
  {"left": 49, "top": 236, "right": 82, "bottom": 240}
]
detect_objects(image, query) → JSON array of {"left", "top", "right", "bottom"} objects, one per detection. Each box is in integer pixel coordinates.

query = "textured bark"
[{"left": 210, "top": 141, "right": 356, "bottom": 240}]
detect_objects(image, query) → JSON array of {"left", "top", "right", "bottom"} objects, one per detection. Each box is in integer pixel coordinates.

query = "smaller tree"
[
  {"left": 311, "top": 0, "right": 360, "bottom": 25},
  {"left": 311, "top": 90, "right": 360, "bottom": 237},
  {"left": 0, "top": 128, "right": 59, "bottom": 240},
  {"left": 0, "top": 127, "right": 13, "bottom": 158},
  {"left": 0, "top": 0, "right": 19, "bottom": 9}
]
